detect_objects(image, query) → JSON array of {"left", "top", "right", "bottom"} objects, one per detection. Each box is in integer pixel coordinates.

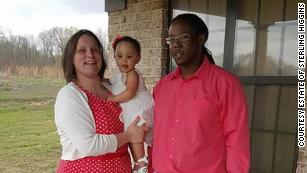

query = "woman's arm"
[
  {"left": 108, "top": 70, "right": 139, "bottom": 103},
  {"left": 55, "top": 87, "right": 118, "bottom": 156},
  {"left": 55, "top": 85, "right": 146, "bottom": 157}
]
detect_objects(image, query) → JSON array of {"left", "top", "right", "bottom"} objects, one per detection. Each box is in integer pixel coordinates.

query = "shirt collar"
[{"left": 169, "top": 56, "right": 211, "bottom": 81}]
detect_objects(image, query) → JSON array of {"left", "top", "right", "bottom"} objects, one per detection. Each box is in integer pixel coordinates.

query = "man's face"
[{"left": 167, "top": 19, "right": 202, "bottom": 67}]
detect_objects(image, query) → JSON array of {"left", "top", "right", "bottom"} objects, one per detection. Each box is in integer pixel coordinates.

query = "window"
[{"left": 236, "top": 0, "right": 298, "bottom": 172}]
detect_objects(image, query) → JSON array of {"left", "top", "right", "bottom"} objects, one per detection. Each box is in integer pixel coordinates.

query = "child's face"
[{"left": 114, "top": 41, "right": 140, "bottom": 73}]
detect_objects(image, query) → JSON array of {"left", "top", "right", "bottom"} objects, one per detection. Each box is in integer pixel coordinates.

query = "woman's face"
[
  {"left": 168, "top": 19, "right": 203, "bottom": 68},
  {"left": 73, "top": 34, "right": 102, "bottom": 80}
]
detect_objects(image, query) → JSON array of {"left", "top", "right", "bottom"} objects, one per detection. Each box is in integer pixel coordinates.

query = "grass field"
[{"left": 0, "top": 74, "right": 65, "bottom": 173}]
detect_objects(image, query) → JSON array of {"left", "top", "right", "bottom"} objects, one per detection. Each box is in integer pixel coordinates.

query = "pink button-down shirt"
[{"left": 152, "top": 57, "right": 250, "bottom": 173}]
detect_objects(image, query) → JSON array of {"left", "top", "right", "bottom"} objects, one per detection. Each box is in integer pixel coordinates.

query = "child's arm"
[{"left": 107, "top": 70, "right": 139, "bottom": 103}]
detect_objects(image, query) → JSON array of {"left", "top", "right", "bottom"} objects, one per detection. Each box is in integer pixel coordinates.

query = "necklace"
[
  {"left": 96, "top": 85, "right": 110, "bottom": 99},
  {"left": 74, "top": 80, "right": 110, "bottom": 100}
]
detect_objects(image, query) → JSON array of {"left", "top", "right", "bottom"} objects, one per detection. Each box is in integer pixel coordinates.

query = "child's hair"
[{"left": 112, "top": 35, "right": 141, "bottom": 54}]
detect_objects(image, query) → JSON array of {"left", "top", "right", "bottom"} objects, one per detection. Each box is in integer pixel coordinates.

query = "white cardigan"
[{"left": 54, "top": 82, "right": 118, "bottom": 160}]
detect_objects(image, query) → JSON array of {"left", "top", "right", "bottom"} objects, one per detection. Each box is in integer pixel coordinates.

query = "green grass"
[{"left": 0, "top": 75, "right": 65, "bottom": 173}]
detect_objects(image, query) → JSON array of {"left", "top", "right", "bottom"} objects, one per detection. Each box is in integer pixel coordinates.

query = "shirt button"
[
  {"left": 178, "top": 100, "right": 182, "bottom": 104},
  {"left": 169, "top": 155, "right": 173, "bottom": 159},
  {"left": 175, "top": 119, "right": 179, "bottom": 122},
  {"left": 171, "top": 137, "right": 175, "bottom": 141}
]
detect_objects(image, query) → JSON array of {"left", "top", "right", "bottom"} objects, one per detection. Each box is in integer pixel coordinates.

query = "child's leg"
[
  {"left": 126, "top": 116, "right": 148, "bottom": 171},
  {"left": 130, "top": 143, "right": 148, "bottom": 173},
  {"left": 131, "top": 142, "right": 145, "bottom": 163}
]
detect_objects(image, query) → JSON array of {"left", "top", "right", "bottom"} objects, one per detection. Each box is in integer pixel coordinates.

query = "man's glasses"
[{"left": 165, "top": 33, "right": 191, "bottom": 45}]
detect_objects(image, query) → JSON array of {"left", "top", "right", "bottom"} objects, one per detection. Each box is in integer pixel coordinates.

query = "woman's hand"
[
  {"left": 115, "top": 116, "right": 148, "bottom": 148},
  {"left": 126, "top": 116, "right": 147, "bottom": 144}
]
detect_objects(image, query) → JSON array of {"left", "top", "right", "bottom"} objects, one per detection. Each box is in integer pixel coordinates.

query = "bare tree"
[
  {"left": 0, "top": 26, "right": 79, "bottom": 67},
  {"left": 52, "top": 26, "right": 78, "bottom": 55},
  {"left": 95, "top": 27, "right": 108, "bottom": 54},
  {"left": 38, "top": 30, "right": 56, "bottom": 64},
  {"left": 0, "top": 27, "right": 8, "bottom": 64}
]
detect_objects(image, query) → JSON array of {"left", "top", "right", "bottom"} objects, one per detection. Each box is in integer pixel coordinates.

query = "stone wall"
[
  {"left": 297, "top": 146, "right": 307, "bottom": 172},
  {"left": 106, "top": 0, "right": 169, "bottom": 92}
]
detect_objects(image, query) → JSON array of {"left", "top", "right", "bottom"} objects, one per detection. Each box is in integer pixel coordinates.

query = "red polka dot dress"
[{"left": 56, "top": 85, "right": 131, "bottom": 173}]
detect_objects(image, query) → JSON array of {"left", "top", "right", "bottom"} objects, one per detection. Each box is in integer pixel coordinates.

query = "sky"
[{"left": 0, "top": 0, "right": 108, "bottom": 36}]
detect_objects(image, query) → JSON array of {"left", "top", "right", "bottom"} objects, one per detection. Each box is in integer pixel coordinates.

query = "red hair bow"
[{"left": 112, "top": 35, "right": 123, "bottom": 49}]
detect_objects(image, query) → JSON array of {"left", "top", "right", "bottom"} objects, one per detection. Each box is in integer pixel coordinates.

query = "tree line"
[{"left": 0, "top": 26, "right": 107, "bottom": 67}]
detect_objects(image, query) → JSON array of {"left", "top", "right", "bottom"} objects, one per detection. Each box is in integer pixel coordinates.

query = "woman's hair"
[
  {"left": 62, "top": 29, "right": 106, "bottom": 82},
  {"left": 112, "top": 35, "right": 141, "bottom": 54},
  {"left": 171, "top": 13, "right": 215, "bottom": 64}
]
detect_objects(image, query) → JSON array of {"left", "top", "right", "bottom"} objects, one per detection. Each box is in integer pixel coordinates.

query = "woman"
[{"left": 54, "top": 29, "right": 146, "bottom": 173}]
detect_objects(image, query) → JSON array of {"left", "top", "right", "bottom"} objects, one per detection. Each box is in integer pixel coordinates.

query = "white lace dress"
[{"left": 110, "top": 69, "right": 154, "bottom": 145}]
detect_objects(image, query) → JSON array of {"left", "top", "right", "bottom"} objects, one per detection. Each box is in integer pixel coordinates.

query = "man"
[{"left": 152, "top": 13, "right": 250, "bottom": 173}]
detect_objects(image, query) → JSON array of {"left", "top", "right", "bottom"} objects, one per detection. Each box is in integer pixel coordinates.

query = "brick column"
[
  {"left": 297, "top": 146, "right": 307, "bottom": 172},
  {"left": 106, "top": 0, "right": 169, "bottom": 92}
]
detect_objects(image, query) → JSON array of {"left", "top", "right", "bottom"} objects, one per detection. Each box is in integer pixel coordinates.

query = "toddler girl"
[{"left": 107, "top": 36, "right": 154, "bottom": 173}]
